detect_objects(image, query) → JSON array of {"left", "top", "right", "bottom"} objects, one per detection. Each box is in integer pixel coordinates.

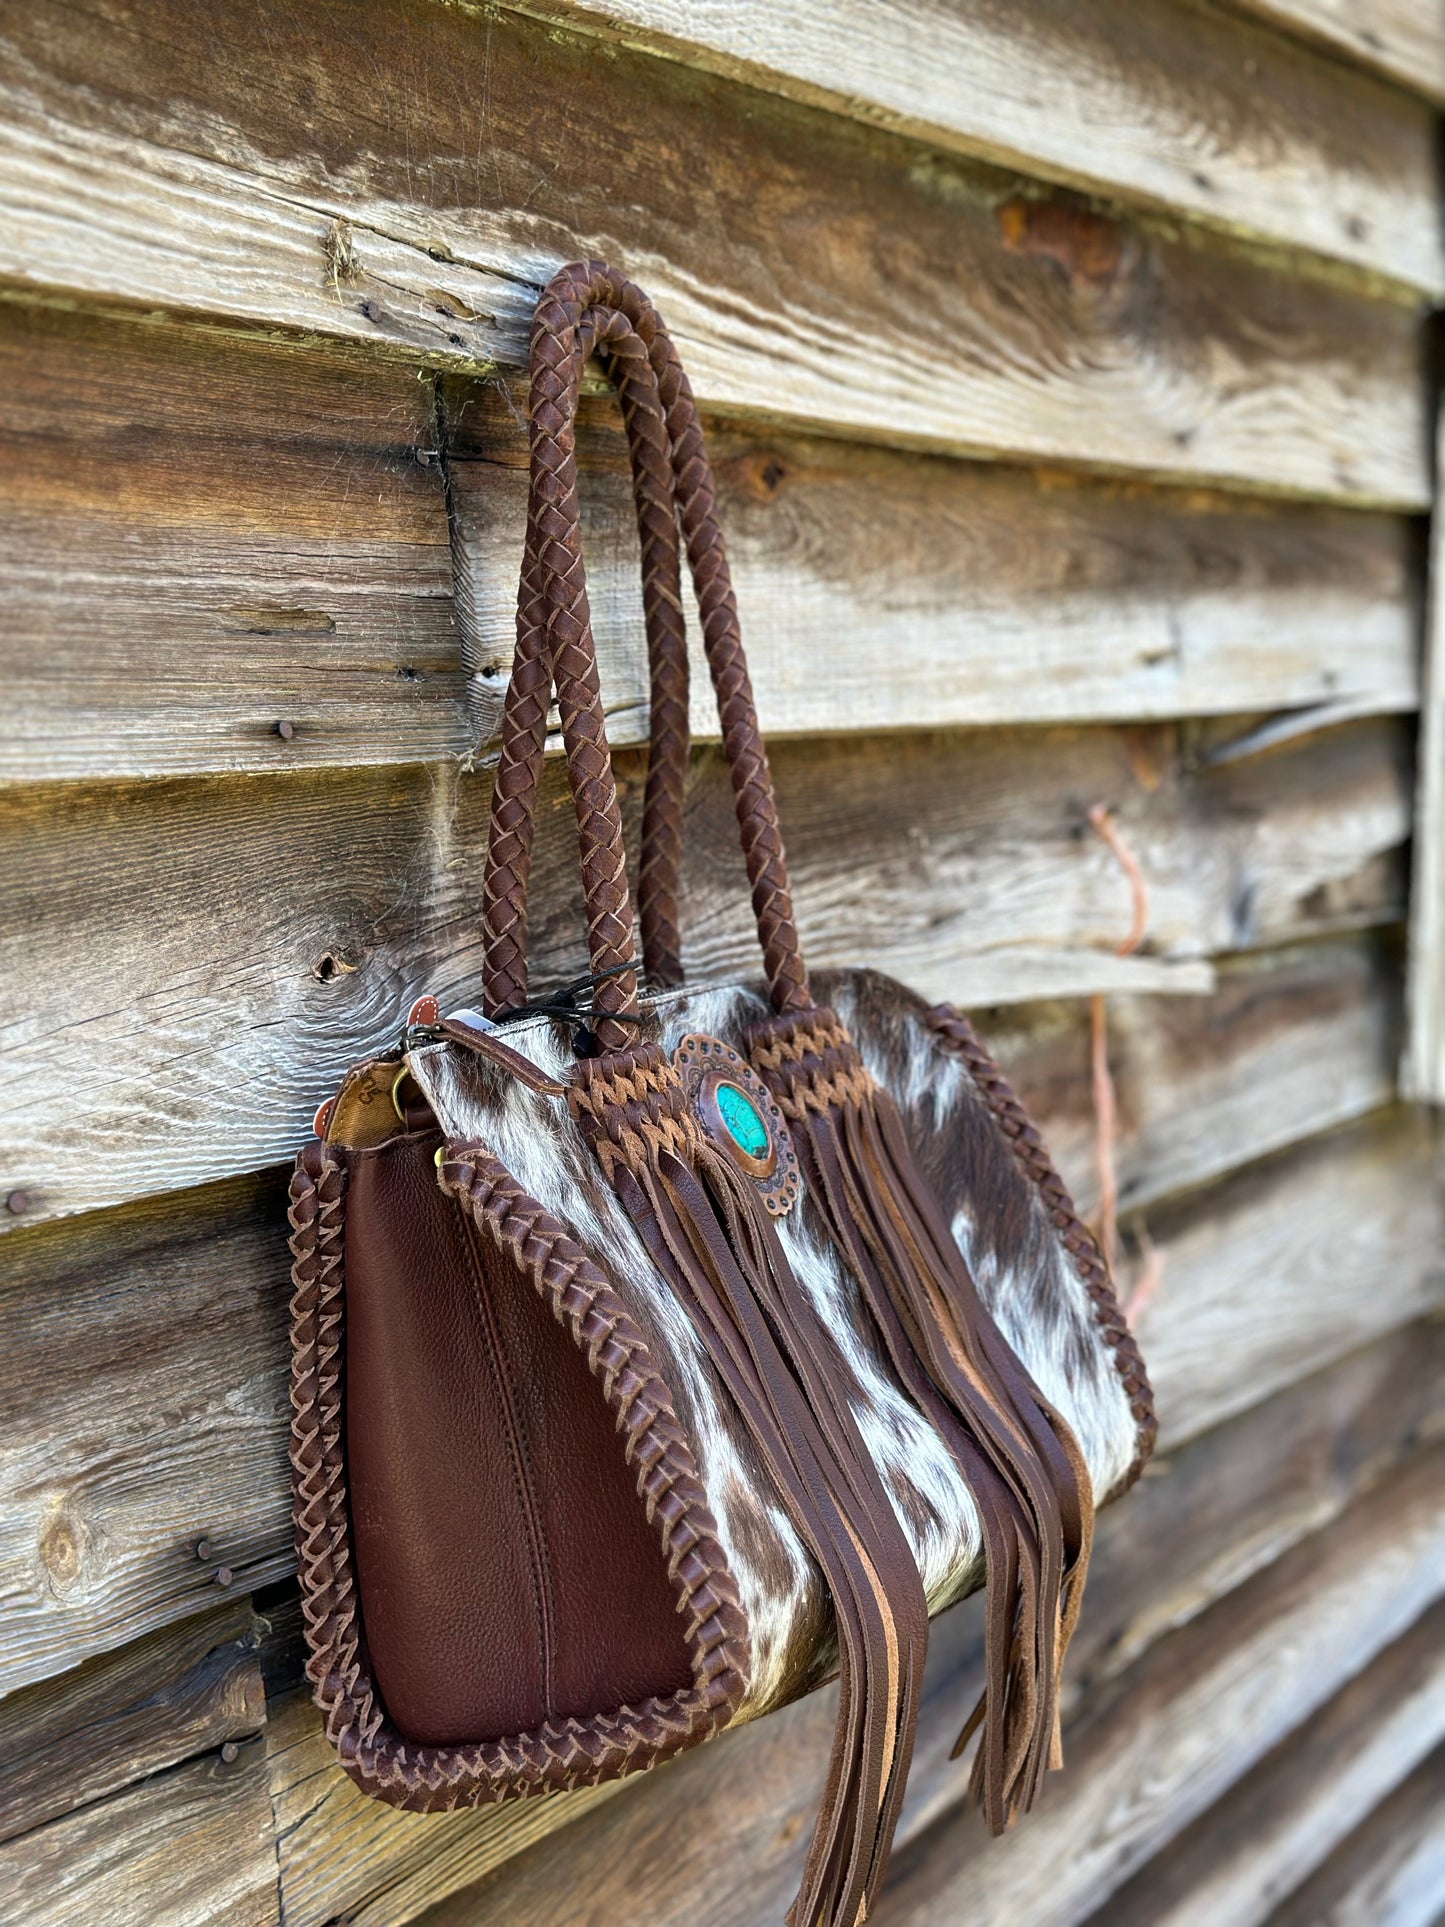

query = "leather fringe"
[
  {"left": 572, "top": 1047, "right": 927, "bottom": 1927},
  {"left": 750, "top": 1012, "right": 1094, "bottom": 1833}
]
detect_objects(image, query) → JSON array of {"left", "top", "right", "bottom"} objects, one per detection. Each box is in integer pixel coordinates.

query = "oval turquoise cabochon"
[{"left": 715, "top": 1080, "right": 770, "bottom": 1160}]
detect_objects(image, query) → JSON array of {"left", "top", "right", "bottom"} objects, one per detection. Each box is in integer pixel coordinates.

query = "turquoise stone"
[{"left": 716, "top": 1081, "right": 769, "bottom": 1159}]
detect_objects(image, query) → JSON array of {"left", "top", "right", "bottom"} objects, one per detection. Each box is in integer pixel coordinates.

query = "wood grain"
[
  {"left": 1266, "top": 1742, "right": 1445, "bottom": 1927},
  {"left": 263, "top": 1686, "right": 614, "bottom": 1927},
  {"left": 509, "top": 0, "right": 1445, "bottom": 290},
  {"left": 412, "top": 1434, "right": 1445, "bottom": 1927},
  {"left": 0, "top": 1599, "right": 266, "bottom": 1844},
  {"left": 445, "top": 386, "right": 1424, "bottom": 750},
  {"left": 0, "top": 302, "right": 462, "bottom": 784},
  {"left": 0, "top": 1739, "right": 279, "bottom": 1927},
  {"left": 979, "top": 930, "right": 1402, "bottom": 1221},
  {"left": 1235, "top": 0, "right": 1445, "bottom": 106},
  {"left": 0, "top": 0, "right": 1430, "bottom": 504},
  {"left": 0, "top": 714, "right": 1414, "bottom": 1228},
  {"left": 1, "top": 297, "right": 1421, "bottom": 784},
  {"left": 1140, "top": 1108, "right": 1445, "bottom": 1450},
  {"left": 898, "top": 1313, "right": 1445, "bottom": 1845},
  {"left": 276, "top": 1315, "right": 1445, "bottom": 1927},
  {"left": 1083, "top": 1600, "right": 1445, "bottom": 1926},
  {"left": 869, "top": 1446, "right": 1445, "bottom": 1927},
  {"left": 0, "top": 1173, "right": 292, "bottom": 1697}
]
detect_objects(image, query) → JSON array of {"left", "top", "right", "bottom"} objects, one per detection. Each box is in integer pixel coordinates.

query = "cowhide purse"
[{"left": 288, "top": 262, "right": 1155, "bottom": 1927}]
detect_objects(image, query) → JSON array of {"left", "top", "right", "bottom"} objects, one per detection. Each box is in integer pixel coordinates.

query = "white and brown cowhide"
[{"left": 405, "top": 967, "right": 1142, "bottom": 1723}]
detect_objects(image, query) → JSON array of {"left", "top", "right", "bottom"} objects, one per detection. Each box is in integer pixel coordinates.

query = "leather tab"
[{"left": 433, "top": 1014, "right": 568, "bottom": 1096}]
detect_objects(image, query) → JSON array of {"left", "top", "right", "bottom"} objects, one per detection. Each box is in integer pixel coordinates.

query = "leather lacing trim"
[
  {"left": 287, "top": 1138, "right": 749, "bottom": 1810},
  {"left": 924, "top": 1006, "right": 1158, "bottom": 1491},
  {"left": 751, "top": 1017, "right": 874, "bottom": 1117},
  {"left": 567, "top": 1045, "right": 701, "bottom": 1180}
]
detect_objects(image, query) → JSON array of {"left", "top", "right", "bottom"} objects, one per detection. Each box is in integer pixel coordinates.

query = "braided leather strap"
[
  {"left": 480, "top": 262, "right": 809, "bottom": 1040},
  {"left": 926, "top": 1006, "right": 1158, "bottom": 1490},
  {"left": 485, "top": 293, "right": 690, "bottom": 1009},
  {"left": 641, "top": 290, "right": 810, "bottom": 1016},
  {"left": 489, "top": 292, "right": 645, "bottom": 1050}
]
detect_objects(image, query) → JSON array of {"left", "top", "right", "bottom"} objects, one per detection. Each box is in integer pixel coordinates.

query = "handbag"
[{"left": 287, "top": 261, "right": 1155, "bottom": 1927}]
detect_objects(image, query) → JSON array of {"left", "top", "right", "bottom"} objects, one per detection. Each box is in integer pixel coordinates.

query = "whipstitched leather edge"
[
  {"left": 924, "top": 1007, "right": 1158, "bottom": 1492},
  {"left": 288, "top": 1138, "right": 750, "bottom": 1809}
]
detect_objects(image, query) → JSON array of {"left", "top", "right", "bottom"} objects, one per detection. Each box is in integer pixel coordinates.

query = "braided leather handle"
[
  {"left": 485, "top": 289, "right": 690, "bottom": 1004},
  {"left": 481, "top": 262, "right": 810, "bottom": 1038}
]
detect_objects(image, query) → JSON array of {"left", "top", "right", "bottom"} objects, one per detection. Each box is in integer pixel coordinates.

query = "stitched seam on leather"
[
  {"left": 456, "top": 1200, "right": 557, "bottom": 1720},
  {"left": 446, "top": 1148, "right": 753, "bottom": 1737},
  {"left": 924, "top": 1006, "right": 1158, "bottom": 1492}
]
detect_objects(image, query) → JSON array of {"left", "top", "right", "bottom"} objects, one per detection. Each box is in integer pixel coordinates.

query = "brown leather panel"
[
  {"left": 289, "top": 1138, "right": 748, "bottom": 1811},
  {"left": 343, "top": 1131, "right": 691, "bottom": 1745}
]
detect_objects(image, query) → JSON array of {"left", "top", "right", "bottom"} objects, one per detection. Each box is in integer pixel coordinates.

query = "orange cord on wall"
[{"left": 1087, "top": 804, "right": 1164, "bottom": 1325}]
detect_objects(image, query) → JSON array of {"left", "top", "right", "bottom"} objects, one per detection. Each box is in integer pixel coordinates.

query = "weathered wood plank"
[
  {"left": 0, "top": 0, "right": 1429, "bottom": 504},
  {"left": 0, "top": 302, "right": 462, "bottom": 784},
  {"left": 0, "top": 1599, "right": 266, "bottom": 1844},
  {"left": 0, "top": 1174, "right": 293, "bottom": 1697},
  {"left": 897, "top": 1312, "right": 1445, "bottom": 1846},
  {"left": 508, "top": 0, "right": 1445, "bottom": 290},
  {"left": 271, "top": 1315, "right": 1445, "bottom": 1927},
  {"left": 1234, "top": 0, "right": 1445, "bottom": 106},
  {"left": 444, "top": 387, "right": 1424, "bottom": 751},
  {"left": 869, "top": 1448, "right": 1445, "bottom": 1927},
  {"left": 1267, "top": 1743, "right": 1445, "bottom": 1927},
  {"left": 1081, "top": 1600, "right": 1445, "bottom": 1926},
  {"left": 254, "top": 1593, "right": 606, "bottom": 1926},
  {"left": 1402, "top": 400, "right": 1445, "bottom": 1101},
  {"left": 0, "top": 715, "right": 1413, "bottom": 1228},
  {"left": 1140, "top": 1109, "right": 1445, "bottom": 1450},
  {"left": 986, "top": 930, "right": 1402, "bottom": 1221},
  {"left": 0, "top": 1740, "right": 280, "bottom": 1927},
  {"left": 406, "top": 1438, "right": 1445, "bottom": 1926},
  {"left": 4, "top": 302, "right": 1420, "bottom": 787},
  {"left": 262, "top": 1687, "right": 614, "bottom": 1927}
]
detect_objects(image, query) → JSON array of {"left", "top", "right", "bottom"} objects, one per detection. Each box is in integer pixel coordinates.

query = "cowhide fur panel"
[
  {"left": 814, "top": 969, "right": 1141, "bottom": 1503},
  {"left": 405, "top": 968, "right": 1139, "bottom": 1720}
]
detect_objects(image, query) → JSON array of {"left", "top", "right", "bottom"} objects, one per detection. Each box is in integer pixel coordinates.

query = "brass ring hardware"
[{"left": 391, "top": 1064, "right": 414, "bottom": 1124}]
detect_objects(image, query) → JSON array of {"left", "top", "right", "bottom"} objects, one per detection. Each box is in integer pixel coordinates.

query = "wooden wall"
[{"left": 2, "top": 1, "right": 1443, "bottom": 1920}]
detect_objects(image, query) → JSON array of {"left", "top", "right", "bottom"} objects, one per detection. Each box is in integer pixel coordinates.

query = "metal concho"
[{"left": 671, "top": 1033, "right": 801, "bottom": 1218}]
